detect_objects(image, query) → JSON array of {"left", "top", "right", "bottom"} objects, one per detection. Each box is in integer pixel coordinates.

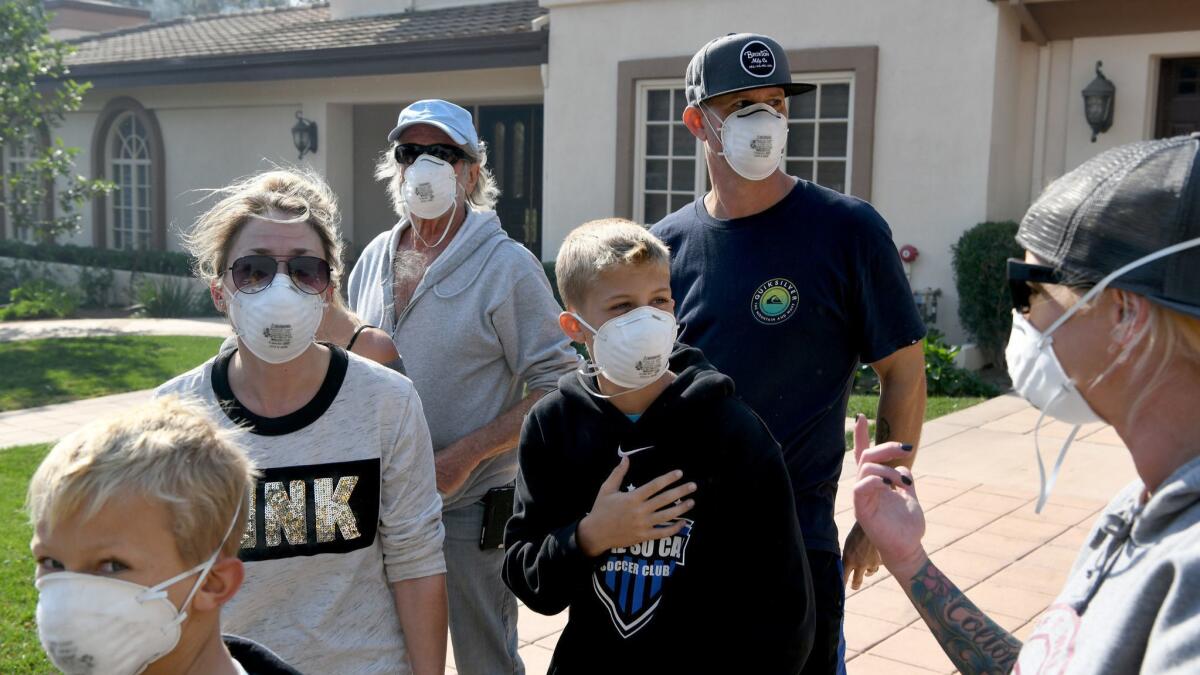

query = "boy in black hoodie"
[{"left": 503, "top": 218, "right": 814, "bottom": 673}]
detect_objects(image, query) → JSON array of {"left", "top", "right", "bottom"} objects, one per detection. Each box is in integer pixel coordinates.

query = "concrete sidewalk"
[
  {"left": 0, "top": 389, "right": 1134, "bottom": 674},
  {"left": 0, "top": 317, "right": 230, "bottom": 342}
]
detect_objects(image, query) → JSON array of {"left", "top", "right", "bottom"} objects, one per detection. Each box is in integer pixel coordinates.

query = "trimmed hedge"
[
  {"left": 951, "top": 221, "right": 1023, "bottom": 358},
  {"left": 0, "top": 239, "right": 193, "bottom": 276}
]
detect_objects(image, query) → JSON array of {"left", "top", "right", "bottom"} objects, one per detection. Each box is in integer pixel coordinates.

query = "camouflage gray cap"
[{"left": 1017, "top": 133, "right": 1200, "bottom": 318}]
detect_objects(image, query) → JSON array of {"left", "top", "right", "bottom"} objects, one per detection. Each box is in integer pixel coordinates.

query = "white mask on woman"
[
  {"left": 1006, "top": 236, "right": 1200, "bottom": 512},
  {"left": 226, "top": 273, "right": 325, "bottom": 364}
]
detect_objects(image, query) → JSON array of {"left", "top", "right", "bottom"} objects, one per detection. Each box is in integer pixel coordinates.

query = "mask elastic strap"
[
  {"left": 571, "top": 313, "right": 600, "bottom": 336},
  {"left": 698, "top": 104, "right": 729, "bottom": 159},
  {"left": 1032, "top": 398, "right": 1082, "bottom": 514},
  {"left": 146, "top": 501, "right": 243, "bottom": 624},
  {"left": 574, "top": 368, "right": 656, "bottom": 400},
  {"left": 1043, "top": 235, "right": 1200, "bottom": 337},
  {"left": 412, "top": 190, "right": 459, "bottom": 249}
]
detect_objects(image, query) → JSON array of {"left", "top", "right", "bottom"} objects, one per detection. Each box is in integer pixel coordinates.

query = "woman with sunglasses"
[
  {"left": 157, "top": 169, "right": 448, "bottom": 675},
  {"left": 350, "top": 99, "right": 576, "bottom": 674},
  {"left": 852, "top": 135, "right": 1200, "bottom": 674}
]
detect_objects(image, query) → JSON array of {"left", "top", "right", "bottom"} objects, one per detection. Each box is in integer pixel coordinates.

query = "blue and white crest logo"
[{"left": 592, "top": 519, "right": 694, "bottom": 638}]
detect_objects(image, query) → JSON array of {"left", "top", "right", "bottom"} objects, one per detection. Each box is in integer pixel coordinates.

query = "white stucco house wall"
[{"left": 4, "top": 0, "right": 1198, "bottom": 342}]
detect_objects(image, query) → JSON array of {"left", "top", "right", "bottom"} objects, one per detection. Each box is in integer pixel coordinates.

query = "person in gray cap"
[
  {"left": 347, "top": 99, "right": 577, "bottom": 674},
  {"left": 650, "top": 33, "right": 927, "bottom": 674},
  {"left": 853, "top": 134, "right": 1200, "bottom": 674}
]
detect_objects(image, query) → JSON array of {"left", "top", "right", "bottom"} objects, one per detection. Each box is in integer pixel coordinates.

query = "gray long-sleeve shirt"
[
  {"left": 347, "top": 209, "right": 577, "bottom": 510},
  {"left": 156, "top": 347, "right": 445, "bottom": 674}
]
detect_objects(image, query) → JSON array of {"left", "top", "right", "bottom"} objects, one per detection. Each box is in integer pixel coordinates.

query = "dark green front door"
[{"left": 478, "top": 105, "right": 543, "bottom": 256}]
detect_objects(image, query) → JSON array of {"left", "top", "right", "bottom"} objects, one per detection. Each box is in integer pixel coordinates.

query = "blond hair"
[
  {"left": 27, "top": 396, "right": 257, "bottom": 565},
  {"left": 1106, "top": 294, "right": 1200, "bottom": 420},
  {"left": 184, "top": 168, "right": 345, "bottom": 290},
  {"left": 374, "top": 141, "right": 500, "bottom": 218},
  {"left": 555, "top": 218, "right": 671, "bottom": 309}
]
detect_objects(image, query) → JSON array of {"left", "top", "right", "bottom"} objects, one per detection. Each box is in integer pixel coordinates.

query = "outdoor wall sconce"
[
  {"left": 1082, "top": 61, "right": 1115, "bottom": 143},
  {"left": 292, "top": 111, "right": 318, "bottom": 159}
]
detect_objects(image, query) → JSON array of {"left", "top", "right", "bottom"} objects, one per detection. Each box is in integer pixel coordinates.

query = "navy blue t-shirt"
[{"left": 651, "top": 180, "right": 925, "bottom": 553}]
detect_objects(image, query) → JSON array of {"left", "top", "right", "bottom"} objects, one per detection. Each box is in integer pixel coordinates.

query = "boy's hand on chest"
[{"left": 576, "top": 456, "right": 698, "bottom": 557}]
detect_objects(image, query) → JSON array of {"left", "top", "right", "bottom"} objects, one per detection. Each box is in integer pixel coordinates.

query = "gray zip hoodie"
[
  {"left": 346, "top": 209, "right": 577, "bottom": 511},
  {"left": 1014, "top": 455, "right": 1200, "bottom": 674}
]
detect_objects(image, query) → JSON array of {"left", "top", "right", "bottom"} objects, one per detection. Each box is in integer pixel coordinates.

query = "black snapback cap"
[{"left": 685, "top": 33, "right": 816, "bottom": 107}]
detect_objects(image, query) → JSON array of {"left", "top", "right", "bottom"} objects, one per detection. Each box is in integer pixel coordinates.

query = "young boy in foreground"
[
  {"left": 503, "top": 218, "right": 815, "bottom": 673},
  {"left": 27, "top": 396, "right": 297, "bottom": 675}
]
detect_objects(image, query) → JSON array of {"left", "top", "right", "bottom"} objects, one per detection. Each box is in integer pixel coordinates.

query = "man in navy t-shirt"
[{"left": 651, "top": 33, "right": 927, "bottom": 674}]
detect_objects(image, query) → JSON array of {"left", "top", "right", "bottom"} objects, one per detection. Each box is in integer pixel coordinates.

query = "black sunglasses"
[
  {"left": 227, "top": 255, "right": 330, "bottom": 295},
  {"left": 393, "top": 143, "right": 468, "bottom": 166},
  {"left": 1006, "top": 259, "right": 1066, "bottom": 314}
]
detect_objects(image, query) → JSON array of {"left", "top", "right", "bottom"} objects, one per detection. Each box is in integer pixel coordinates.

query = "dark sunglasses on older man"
[
  {"left": 394, "top": 143, "right": 468, "bottom": 166},
  {"left": 228, "top": 255, "right": 330, "bottom": 295},
  {"left": 1006, "top": 258, "right": 1070, "bottom": 314}
]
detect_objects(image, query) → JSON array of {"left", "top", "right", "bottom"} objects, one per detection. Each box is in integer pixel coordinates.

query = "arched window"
[
  {"left": 91, "top": 98, "right": 165, "bottom": 250},
  {"left": 108, "top": 113, "right": 152, "bottom": 250}
]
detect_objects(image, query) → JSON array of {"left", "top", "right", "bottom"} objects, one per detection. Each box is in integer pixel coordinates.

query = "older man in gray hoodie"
[{"left": 347, "top": 100, "right": 576, "bottom": 674}]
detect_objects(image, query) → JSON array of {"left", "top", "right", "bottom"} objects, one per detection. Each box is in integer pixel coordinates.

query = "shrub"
[
  {"left": 77, "top": 266, "right": 115, "bottom": 308},
  {"left": 0, "top": 239, "right": 193, "bottom": 276},
  {"left": 853, "top": 330, "right": 998, "bottom": 398},
  {"left": 133, "top": 278, "right": 205, "bottom": 318},
  {"left": 951, "top": 221, "right": 1023, "bottom": 359},
  {"left": 0, "top": 261, "right": 22, "bottom": 300},
  {"left": 922, "top": 329, "right": 998, "bottom": 397},
  {"left": 0, "top": 278, "right": 79, "bottom": 321}
]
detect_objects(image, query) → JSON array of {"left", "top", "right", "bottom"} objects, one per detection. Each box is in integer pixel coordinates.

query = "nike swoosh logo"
[{"left": 616, "top": 445, "right": 654, "bottom": 458}]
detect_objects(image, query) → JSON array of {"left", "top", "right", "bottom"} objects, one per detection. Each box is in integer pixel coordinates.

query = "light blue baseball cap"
[{"left": 387, "top": 99, "right": 480, "bottom": 154}]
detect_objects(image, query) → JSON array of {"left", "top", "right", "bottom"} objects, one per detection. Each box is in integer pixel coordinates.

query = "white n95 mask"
[
  {"left": 1005, "top": 308, "right": 1101, "bottom": 514},
  {"left": 703, "top": 102, "right": 788, "bottom": 181},
  {"left": 402, "top": 154, "right": 459, "bottom": 222},
  {"left": 574, "top": 306, "right": 677, "bottom": 397},
  {"left": 1005, "top": 311, "right": 1101, "bottom": 427},
  {"left": 226, "top": 273, "right": 325, "bottom": 364},
  {"left": 35, "top": 506, "right": 241, "bottom": 675},
  {"left": 1006, "top": 235, "right": 1200, "bottom": 512}
]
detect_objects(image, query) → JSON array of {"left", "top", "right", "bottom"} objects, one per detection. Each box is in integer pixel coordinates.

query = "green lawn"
[
  {"left": 0, "top": 336, "right": 223, "bottom": 412},
  {"left": 845, "top": 395, "right": 987, "bottom": 450},
  {"left": 0, "top": 443, "right": 50, "bottom": 673}
]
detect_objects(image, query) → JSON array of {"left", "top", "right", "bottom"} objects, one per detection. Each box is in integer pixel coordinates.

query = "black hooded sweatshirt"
[{"left": 503, "top": 346, "right": 814, "bottom": 674}]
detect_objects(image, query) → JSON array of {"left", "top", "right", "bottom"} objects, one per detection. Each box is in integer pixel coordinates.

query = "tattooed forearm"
[
  {"left": 875, "top": 415, "right": 891, "bottom": 444},
  {"left": 908, "top": 559, "right": 1021, "bottom": 675}
]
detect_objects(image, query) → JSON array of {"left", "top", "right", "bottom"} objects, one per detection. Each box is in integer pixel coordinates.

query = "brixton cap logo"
[
  {"left": 740, "top": 40, "right": 776, "bottom": 78},
  {"left": 685, "top": 33, "right": 816, "bottom": 106}
]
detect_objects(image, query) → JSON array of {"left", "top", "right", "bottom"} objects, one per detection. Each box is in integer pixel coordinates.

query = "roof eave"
[{"left": 57, "top": 30, "right": 549, "bottom": 88}]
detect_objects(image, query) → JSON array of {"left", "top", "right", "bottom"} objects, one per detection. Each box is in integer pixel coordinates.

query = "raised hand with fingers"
[
  {"left": 850, "top": 414, "right": 928, "bottom": 578},
  {"left": 576, "top": 456, "right": 697, "bottom": 558}
]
